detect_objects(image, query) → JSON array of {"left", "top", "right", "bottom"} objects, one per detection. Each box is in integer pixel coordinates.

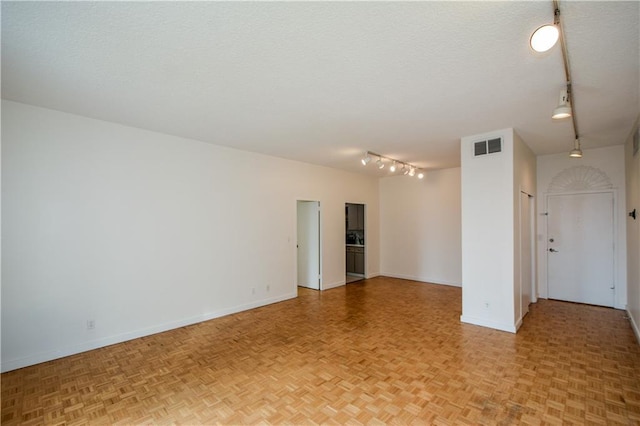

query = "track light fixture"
[
  {"left": 531, "top": 1, "right": 583, "bottom": 159},
  {"left": 569, "top": 138, "right": 583, "bottom": 158},
  {"left": 360, "top": 151, "right": 425, "bottom": 179},
  {"left": 552, "top": 86, "right": 572, "bottom": 119},
  {"left": 530, "top": 7, "right": 560, "bottom": 53}
]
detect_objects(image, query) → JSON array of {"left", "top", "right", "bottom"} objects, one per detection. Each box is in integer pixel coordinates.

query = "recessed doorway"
[{"left": 345, "top": 203, "right": 365, "bottom": 284}]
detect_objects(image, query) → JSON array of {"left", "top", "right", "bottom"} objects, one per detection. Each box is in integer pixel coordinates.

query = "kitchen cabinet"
[
  {"left": 346, "top": 246, "right": 364, "bottom": 274},
  {"left": 354, "top": 251, "right": 364, "bottom": 274},
  {"left": 346, "top": 204, "right": 365, "bottom": 231}
]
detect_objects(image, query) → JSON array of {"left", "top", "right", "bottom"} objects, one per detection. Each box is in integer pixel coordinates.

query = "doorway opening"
[
  {"left": 345, "top": 203, "right": 365, "bottom": 284},
  {"left": 297, "top": 200, "right": 321, "bottom": 290}
]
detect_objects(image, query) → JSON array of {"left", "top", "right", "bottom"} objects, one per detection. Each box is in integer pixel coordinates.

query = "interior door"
[
  {"left": 547, "top": 192, "right": 614, "bottom": 307},
  {"left": 520, "top": 192, "right": 533, "bottom": 317},
  {"left": 297, "top": 200, "right": 320, "bottom": 290}
]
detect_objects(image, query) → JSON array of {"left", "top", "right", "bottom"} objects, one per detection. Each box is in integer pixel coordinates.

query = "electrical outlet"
[
  {"left": 251, "top": 287, "right": 256, "bottom": 295},
  {"left": 266, "top": 285, "right": 270, "bottom": 292},
  {"left": 484, "top": 302, "right": 490, "bottom": 309},
  {"left": 87, "top": 320, "right": 95, "bottom": 330}
]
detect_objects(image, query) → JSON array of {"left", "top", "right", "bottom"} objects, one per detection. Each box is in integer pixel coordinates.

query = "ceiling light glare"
[
  {"left": 361, "top": 155, "right": 371, "bottom": 166},
  {"left": 530, "top": 24, "right": 559, "bottom": 53},
  {"left": 390, "top": 162, "right": 397, "bottom": 172},
  {"left": 417, "top": 171, "right": 424, "bottom": 179},
  {"left": 377, "top": 158, "right": 385, "bottom": 169}
]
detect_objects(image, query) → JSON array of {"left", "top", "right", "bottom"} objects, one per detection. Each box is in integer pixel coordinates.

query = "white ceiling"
[{"left": 2, "top": 1, "right": 638, "bottom": 175}]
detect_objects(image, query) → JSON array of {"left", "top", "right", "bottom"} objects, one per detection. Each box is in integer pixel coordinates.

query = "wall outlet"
[
  {"left": 266, "top": 285, "right": 270, "bottom": 292},
  {"left": 484, "top": 301, "right": 490, "bottom": 310},
  {"left": 251, "top": 287, "right": 256, "bottom": 295},
  {"left": 86, "top": 320, "right": 95, "bottom": 330}
]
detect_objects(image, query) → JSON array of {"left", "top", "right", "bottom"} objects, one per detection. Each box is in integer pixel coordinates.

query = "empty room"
[{"left": 2, "top": 1, "right": 639, "bottom": 424}]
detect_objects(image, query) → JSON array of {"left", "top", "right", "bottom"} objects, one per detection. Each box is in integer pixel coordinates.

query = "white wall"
[
  {"left": 1, "top": 100, "right": 380, "bottom": 372},
  {"left": 379, "top": 168, "right": 461, "bottom": 286},
  {"left": 536, "top": 145, "right": 627, "bottom": 309},
  {"left": 625, "top": 118, "right": 640, "bottom": 340},
  {"left": 460, "top": 129, "right": 517, "bottom": 332}
]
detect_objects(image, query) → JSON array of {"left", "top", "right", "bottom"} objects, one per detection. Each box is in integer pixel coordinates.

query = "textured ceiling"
[{"left": 2, "top": 1, "right": 638, "bottom": 175}]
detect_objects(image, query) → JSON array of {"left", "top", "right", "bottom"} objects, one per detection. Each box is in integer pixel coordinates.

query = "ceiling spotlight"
[
  {"left": 552, "top": 87, "right": 572, "bottom": 119},
  {"left": 417, "top": 171, "right": 424, "bottom": 179},
  {"left": 408, "top": 167, "right": 415, "bottom": 177},
  {"left": 377, "top": 158, "right": 385, "bottom": 169},
  {"left": 530, "top": 24, "right": 559, "bottom": 53},
  {"left": 402, "top": 165, "right": 409, "bottom": 175},
  {"left": 569, "top": 138, "right": 583, "bottom": 158},
  {"left": 389, "top": 162, "right": 397, "bottom": 172},
  {"left": 361, "top": 154, "right": 371, "bottom": 166},
  {"left": 530, "top": 8, "right": 560, "bottom": 53}
]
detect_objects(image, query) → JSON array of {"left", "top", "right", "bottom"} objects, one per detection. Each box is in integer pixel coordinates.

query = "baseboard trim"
[
  {"left": 627, "top": 307, "right": 640, "bottom": 344},
  {"left": 322, "top": 280, "right": 345, "bottom": 290},
  {"left": 381, "top": 272, "right": 461, "bottom": 288},
  {"left": 460, "top": 315, "right": 517, "bottom": 334},
  {"left": 0, "top": 292, "right": 297, "bottom": 373}
]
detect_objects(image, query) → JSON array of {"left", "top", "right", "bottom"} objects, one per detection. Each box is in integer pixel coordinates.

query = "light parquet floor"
[{"left": 2, "top": 277, "right": 640, "bottom": 425}]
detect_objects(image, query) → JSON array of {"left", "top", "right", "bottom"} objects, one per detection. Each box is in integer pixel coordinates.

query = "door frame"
[
  {"left": 543, "top": 189, "right": 618, "bottom": 305},
  {"left": 519, "top": 190, "right": 535, "bottom": 319},
  {"left": 295, "top": 199, "right": 322, "bottom": 291}
]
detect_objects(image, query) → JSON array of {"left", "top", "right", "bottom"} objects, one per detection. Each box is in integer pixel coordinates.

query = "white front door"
[
  {"left": 547, "top": 192, "right": 614, "bottom": 307},
  {"left": 297, "top": 200, "right": 320, "bottom": 290}
]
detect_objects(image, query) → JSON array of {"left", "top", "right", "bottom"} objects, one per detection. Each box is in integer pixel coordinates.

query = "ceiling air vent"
[{"left": 474, "top": 138, "right": 502, "bottom": 157}]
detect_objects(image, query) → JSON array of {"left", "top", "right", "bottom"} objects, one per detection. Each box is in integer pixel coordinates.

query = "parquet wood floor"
[{"left": 2, "top": 277, "right": 640, "bottom": 425}]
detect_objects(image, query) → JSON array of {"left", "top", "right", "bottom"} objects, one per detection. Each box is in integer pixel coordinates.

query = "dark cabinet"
[
  {"left": 346, "top": 246, "right": 364, "bottom": 274},
  {"left": 354, "top": 251, "right": 364, "bottom": 274},
  {"left": 346, "top": 204, "right": 364, "bottom": 231}
]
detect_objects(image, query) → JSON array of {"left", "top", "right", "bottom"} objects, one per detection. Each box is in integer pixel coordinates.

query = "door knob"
[{"left": 549, "top": 248, "right": 559, "bottom": 253}]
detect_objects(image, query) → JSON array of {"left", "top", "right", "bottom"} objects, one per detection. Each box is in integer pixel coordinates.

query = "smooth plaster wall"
[
  {"left": 536, "top": 145, "right": 627, "bottom": 309},
  {"left": 625, "top": 119, "right": 640, "bottom": 340},
  {"left": 460, "top": 128, "right": 516, "bottom": 333},
  {"left": 1, "top": 100, "right": 380, "bottom": 372},
  {"left": 379, "top": 167, "right": 461, "bottom": 287}
]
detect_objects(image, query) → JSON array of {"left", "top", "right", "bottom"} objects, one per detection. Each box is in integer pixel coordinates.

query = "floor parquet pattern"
[{"left": 2, "top": 277, "right": 640, "bottom": 425}]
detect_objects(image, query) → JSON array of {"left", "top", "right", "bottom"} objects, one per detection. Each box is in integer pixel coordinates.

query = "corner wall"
[
  {"left": 379, "top": 168, "right": 461, "bottom": 286},
  {"left": 625, "top": 118, "right": 640, "bottom": 341},
  {"left": 1, "top": 100, "right": 380, "bottom": 372},
  {"left": 460, "top": 128, "right": 516, "bottom": 332}
]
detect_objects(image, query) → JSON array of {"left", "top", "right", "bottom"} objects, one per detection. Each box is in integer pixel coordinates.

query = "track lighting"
[
  {"left": 552, "top": 87, "right": 572, "bottom": 119},
  {"left": 569, "top": 138, "right": 583, "bottom": 158},
  {"left": 532, "top": 1, "right": 582, "bottom": 159},
  {"left": 530, "top": 8, "right": 560, "bottom": 52},
  {"left": 359, "top": 151, "right": 425, "bottom": 179}
]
